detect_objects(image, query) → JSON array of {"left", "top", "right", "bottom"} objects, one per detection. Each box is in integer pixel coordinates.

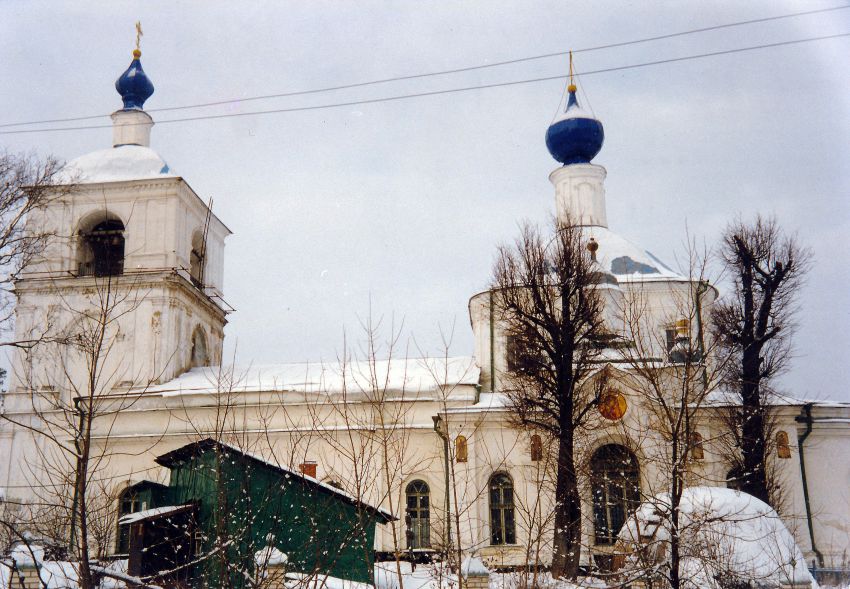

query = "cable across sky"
[
  {"left": 0, "top": 30, "right": 847, "bottom": 136},
  {"left": 0, "top": 4, "right": 847, "bottom": 131}
]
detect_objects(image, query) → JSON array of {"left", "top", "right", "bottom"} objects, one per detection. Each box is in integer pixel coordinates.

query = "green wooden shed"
[{"left": 122, "top": 439, "right": 393, "bottom": 589}]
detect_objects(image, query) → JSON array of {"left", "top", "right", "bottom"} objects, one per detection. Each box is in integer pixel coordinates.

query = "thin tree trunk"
[{"left": 669, "top": 440, "right": 681, "bottom": 589}]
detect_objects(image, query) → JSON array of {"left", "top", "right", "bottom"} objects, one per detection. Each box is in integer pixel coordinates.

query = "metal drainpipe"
[
  {"left": 489, "top": 289, "right": 496, "bottom": 393},
  {"left": 432, "top": 415, "right": 452, "bottom": 548},
  {"left": 796, "top": 403, "right": 824, "bottom": 567}
]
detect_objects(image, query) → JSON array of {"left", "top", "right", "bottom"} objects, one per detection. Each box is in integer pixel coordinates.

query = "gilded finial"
[
  {"left": 587, "top": 237, "right": 599, "bottom": 261},
  {"left": 134, "top": 21, "right": 143, "bottom": 58},
  {"left": 567, "top": 50, "right": 576, "bottom": 93}
]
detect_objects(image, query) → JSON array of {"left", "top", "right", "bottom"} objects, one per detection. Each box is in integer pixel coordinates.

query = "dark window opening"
[
  {"left": 506, "top": 333, "right": 544, "bottom": 374},
  {"left": 667, "top": 319, "right": 703, "bottom": 363},
  {"left": 80, "top": 219, "right": 125, "bottom": 277},
  {"left": 116, "top": 489, "right": 141, "bottom": 554},
  {"left": 489, "top": 472, "right": 516, "bottom": 545},
  {"left": 726, "top": 466, "right": 745, "bottom": 491},
  {"left": 591, "top": 444, "right": 640, "bottom": 545},
  {"left": 405, "top": 480, "right": 430, "bottom": 549},
  {"left": 665, "top": 328, "right": 677, "bottom": 354}
]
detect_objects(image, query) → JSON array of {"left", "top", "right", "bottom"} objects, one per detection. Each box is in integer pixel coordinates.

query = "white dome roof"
[
  {"left": 59, "top": 144, "right": 176, "bottom": 184},
  {"left": 585, "top": 225, "right": 683, "bottom": 282}
]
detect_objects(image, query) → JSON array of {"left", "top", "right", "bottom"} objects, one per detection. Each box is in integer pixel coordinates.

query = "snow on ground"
[
  {"left": 285, "top": 571, "right": 372, "bottom": 589},
  {"left": 92, "top": 560, "right": 138, "bottom": 589},
  {"left": 2, "top": 542, "right": 842, "bottom": 589},
  {"left": 374, "top": 562, "right": 606, "bottom": 589}
]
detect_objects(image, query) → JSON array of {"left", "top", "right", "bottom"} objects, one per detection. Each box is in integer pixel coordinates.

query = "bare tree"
[
  {"left": 615, "top": 243, "right": 728, "bottom": 589},
  {"left": 418, "top": 325, "right": 516, "bottom": 585},
  {"left": 711, "top": 216, "right": 810, "bottom": 506},
  {"left": 1, "top": 271, "right": 165, "bottom": 589},
  {"left": 0, "top": 151, "right": 66, "bottom": 333},
  {"left": 490, "top": 218, "right": 607, "bottom": 579},
  {"left": 513, "top": 432, "right": 557, "bottom": 588}
]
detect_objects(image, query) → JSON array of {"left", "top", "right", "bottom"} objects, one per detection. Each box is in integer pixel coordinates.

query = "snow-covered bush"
[
  {"left": 617, "top": 486, "right": 817, "bottom": 589},
  {"left": 2, "top": 542, "right": 79, "bottom": 589}
]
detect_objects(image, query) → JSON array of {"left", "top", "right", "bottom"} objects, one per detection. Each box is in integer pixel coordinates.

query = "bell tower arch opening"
[
  {"left": 190, "top": 326, "right": 209, "bottom": 368},
  {"left": 189, "top": 230, "right": 206, "bottom": 287},
  {"left": 77, "top": 214, "right": 126, "bottom": 277}
]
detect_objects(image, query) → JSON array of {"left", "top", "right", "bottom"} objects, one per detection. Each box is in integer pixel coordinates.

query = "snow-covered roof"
[
  {"left": 705, "top": 388, "right": 850, "bottom": 409},
  {"left": 58, "top": 144, "right": 176, "bottom": 184},
  {"left": 585, "top": 226, "right": 684, "bottom": 282},
  {"left": 444, "top": 392, "right": 509, "bottom": 414},
  {"left": 118, "top": 504, "right": 194, "bottom": 525},
  {"left": 144, "top": 356, "right": 480, "bottom": 397}
]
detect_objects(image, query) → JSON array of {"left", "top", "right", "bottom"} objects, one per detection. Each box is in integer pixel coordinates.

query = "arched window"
[
  {"left": 455, "top": 435, "right": 468, "bottom": 463},
  {"left": 405, "top": 480, "right": 430, "bottom": 549},
  {"left": 690, "top": 432, "right": 704, "bottom": 461},
  {"left": 489, "top": 473, "right": 515, "bottom": 545},
  {"left": 726, "top": 466, "right": 744, "bottom": 491},
  {"left": 116, "top": 488, "right": 141, "bottom": 553},
  {"left": 590, "top": 445, "right": 640, "bottom": 545},
  {"left": 79, "top": 218, "right": 125, "bottom": 277},
  {"left": 530, "top": 434, "right": 543, "bottom": 462},
  {"left": 189, "top": 231, "right": 205, "bottom": 287},
  {"left": 776, "top": 431, "right": 792, "bottom": 459},
  {"left": 190, "top": 327, "right": 209, "bottom": 368}
]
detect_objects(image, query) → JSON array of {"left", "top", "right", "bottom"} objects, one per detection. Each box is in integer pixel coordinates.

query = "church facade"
[{"left": 1, "top": 48, "right": 848, "bottom": 575}]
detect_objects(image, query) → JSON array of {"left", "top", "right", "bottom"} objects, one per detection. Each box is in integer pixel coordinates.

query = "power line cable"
[
  {"left": 1, "top": 31, "right": 847, "bottom": 137},
  {"left": 0, "top": 4, "right": 846, "bottom": 130}
]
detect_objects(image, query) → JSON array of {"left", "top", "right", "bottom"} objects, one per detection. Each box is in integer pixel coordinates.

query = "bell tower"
[{"left": 7, "top": 45, "right": 231, "bottom": 397}]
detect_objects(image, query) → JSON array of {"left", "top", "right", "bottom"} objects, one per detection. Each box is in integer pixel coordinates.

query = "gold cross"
[{"left": 135, "top": 21, "right": 143, "bottom": 51}]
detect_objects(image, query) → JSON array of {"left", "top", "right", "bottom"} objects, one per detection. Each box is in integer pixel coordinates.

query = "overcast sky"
[{"left": 1, "top": 1, "right": 848, "bottom": 401}]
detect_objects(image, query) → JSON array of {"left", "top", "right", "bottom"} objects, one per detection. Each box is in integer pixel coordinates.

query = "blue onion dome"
[
  {"left": 115, "top": 49, "right": 154, "bottom": 110},
  {"left": 545, "top": 84, "right": 604, "bottom": 165}
]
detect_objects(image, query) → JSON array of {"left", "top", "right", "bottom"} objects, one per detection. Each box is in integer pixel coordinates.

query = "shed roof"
[
  {"left": 118, "top": 503, "right": 196, "bottom": 525},
  {"left": 155, "top": 439, "right": 395, "bottom": 522}
]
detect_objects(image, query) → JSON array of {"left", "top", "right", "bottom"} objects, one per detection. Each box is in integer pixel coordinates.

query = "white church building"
[{"left": 1, "top": 48, "right": 848, "bottom": 575}]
